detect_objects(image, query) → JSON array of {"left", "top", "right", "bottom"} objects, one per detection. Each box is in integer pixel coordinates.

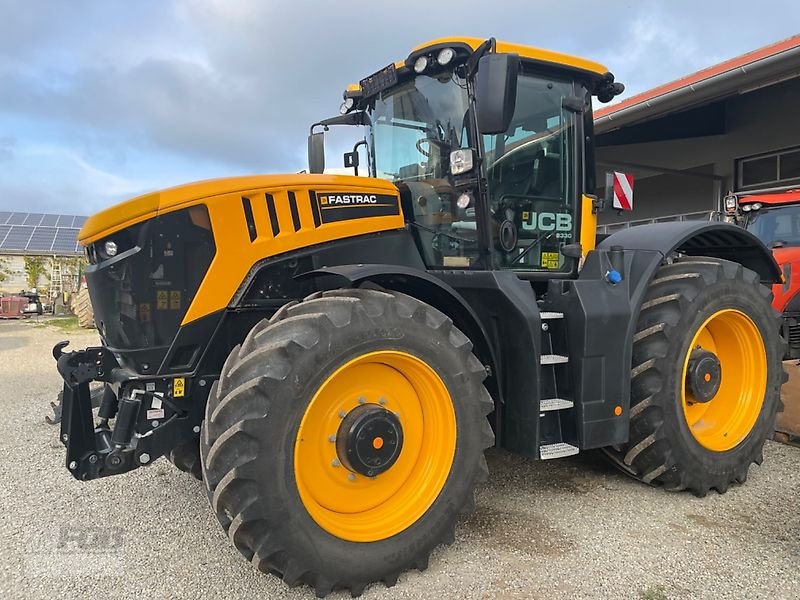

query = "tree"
[
  {"left": 0, "top": 257, "right": 8, "bottom": 283},
  {"left": 23, "top": 256, "right": 48, "bottom": 291}
]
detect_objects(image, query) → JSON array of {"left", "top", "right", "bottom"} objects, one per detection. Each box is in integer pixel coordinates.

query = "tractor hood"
[{"left": 79, "top": 174, "right": 399, "bottom": 245}]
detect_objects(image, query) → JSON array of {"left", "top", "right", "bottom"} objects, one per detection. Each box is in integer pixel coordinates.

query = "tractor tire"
[
  {"left": 200, "top": 289, "right": 494, "bottom": 597},
  {"left": 605, "top": 256, "right": 784, "bottom": 496},
  {"left": 74, "top": 287, "right": 95, "bottom": 329},
  {"left": 167, "top": 439, "right": 202, "bottom": 480}
]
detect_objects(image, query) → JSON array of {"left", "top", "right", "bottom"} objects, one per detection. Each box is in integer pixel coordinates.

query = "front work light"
[
  {"left": 450, "top": 149, "right": 474, "bottom": 175},
  {"left": 751, "top": 202, "right": 763, "bottom": 211},
  {"left": 437, "top": 48, "right": 455, "bottom": 66},
  {"left": 340, "top": 97, "right": 355, "bottom": 114},
  {"left": 741, "top": 204, "right": 753, "bottom": 212},
  {"left": 104, "top": 240, "right": 118, "bottom": 257},
  {"left": 456, "top": 193, "right": 472, "bottom": 209},
  {"left": 414, "top": 56, "right": 429, "bottom": 74}
]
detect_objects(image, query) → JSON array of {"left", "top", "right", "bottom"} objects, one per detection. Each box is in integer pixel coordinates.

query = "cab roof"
[{"left": 345, "top": 36, "right": 610, "bottom": 95}]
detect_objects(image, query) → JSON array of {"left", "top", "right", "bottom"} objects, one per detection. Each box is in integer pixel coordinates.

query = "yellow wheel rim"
[
  {"left": 294, "top": 351, "right": 456, "bottom": 542},
  {"left": 681, "top": 309, "right": 767, "bottom": 451}
]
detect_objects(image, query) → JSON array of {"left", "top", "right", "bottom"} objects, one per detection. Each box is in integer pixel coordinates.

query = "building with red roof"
[{"left": 594, "top": 35, "right": 800, "bottom": 232}]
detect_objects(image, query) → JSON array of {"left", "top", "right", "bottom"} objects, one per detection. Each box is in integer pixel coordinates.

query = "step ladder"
[
  {"left": 538, "top": 310, "right": 579, "bottom": 460},
  {"left": 50, "top": 261, "right": 63, "bottom": 298}
]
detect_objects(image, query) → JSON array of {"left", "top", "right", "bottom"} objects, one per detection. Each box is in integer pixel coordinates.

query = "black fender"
[
  {"left": 565, "top": 221, "right": 780, "bottom": 449},
  {"left": 597, "top": 221, "right": 781, "bottom": 283},
  {"left": 299, "top": 264, "right": 502, "bottom": 407}
]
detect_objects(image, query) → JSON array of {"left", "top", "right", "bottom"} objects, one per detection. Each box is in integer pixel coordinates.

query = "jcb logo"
[{"left": 521, "top": 211, "right": 572, "bottom": 232}]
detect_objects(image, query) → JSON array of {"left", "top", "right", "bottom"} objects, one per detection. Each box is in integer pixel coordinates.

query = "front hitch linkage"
[{"left": 53, "top": 341, "right": 138, "bottom": 480}]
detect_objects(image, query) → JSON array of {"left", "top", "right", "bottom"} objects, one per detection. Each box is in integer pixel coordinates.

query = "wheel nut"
[
  {"left": 331, "top": 459, "right": 341, "bottom": 467},
  {"left": 62, "top": 434, "right": 68, "bottom": 442},
  {"left": 378, "top": 397, "right": 386, "bottom": 405},
  {"left": 328, "top": 434, "right": 336, "bottom": 443},
  {"left": 338, "top": 410, "right": 347, "bottom": 418},
  {"left": 139, "top": 453, "right": 151, "bottom": 464},
  {"left": 88, "top": 455, "right": 98, "bottom": 464},
  {"left": 348, "top": 473, "right": 356, "bottom": 481},
  {"left": 68, "top": 461, "right": 77, "bottom": 470},
  {"left": 358, "top": 396, "right": 366, "bottom": 405}
]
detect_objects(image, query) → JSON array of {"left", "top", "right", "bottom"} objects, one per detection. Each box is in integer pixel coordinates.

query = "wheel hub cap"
[
  {"left": 336, "top": 404, "right": 404, "bottom": 477},
  {"left": 686, "top": 348, "right": 722, "bottom": 403}
]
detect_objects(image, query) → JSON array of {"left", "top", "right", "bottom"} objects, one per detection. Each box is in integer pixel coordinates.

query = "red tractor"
[{"left": 727, "top": 190, "right": 800, "bottom": 358}]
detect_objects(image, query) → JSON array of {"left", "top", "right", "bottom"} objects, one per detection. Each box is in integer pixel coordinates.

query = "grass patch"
[
  {"left": 640, "top": 585, "right": 669, "bottom": 600},
  {"left": 41, "top": 316, "right": 83, "bottom": 332}
]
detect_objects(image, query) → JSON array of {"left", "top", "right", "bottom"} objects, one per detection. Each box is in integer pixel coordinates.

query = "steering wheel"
[{"left": 416, "top": 137, "right": 449, "bottom": 158}]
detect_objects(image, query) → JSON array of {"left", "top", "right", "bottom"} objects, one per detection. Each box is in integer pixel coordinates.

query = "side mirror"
[
  {"left": 604, "top": 171, "right": 634, "bottom": 211},
  {"left": 308, "top": 132, "right": 325, "bottom": 174},
  {"left": 474, "top": 53, "right": 519, "bottom": 135},
  {"left": 343, "top": 151, "right": 359, "bottom": 170}
]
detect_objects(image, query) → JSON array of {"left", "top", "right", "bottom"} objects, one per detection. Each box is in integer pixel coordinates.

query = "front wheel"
[
  {"left": 200, "top": 289, "right": 494, "bottom": 597},
  {"left": 606, "top": 257, "right": 784, "bottom": 496}
]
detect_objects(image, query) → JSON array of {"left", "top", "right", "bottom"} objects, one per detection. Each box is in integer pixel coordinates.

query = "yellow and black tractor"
[{"left": 53, "top": 37, "right": 785, "bottom": 596}]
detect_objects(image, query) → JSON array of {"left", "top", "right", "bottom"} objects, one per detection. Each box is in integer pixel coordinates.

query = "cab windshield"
[
  {"left": 370, "top": 73, "right": 477, "bottom": 268},
  {"left": 367, "top": 69, "right": 579, "bottom": 272},
  {"left": 484, "top": 74, "right": 576, "bottom": 272},
  {"left": 745, "top": 204, "right": 800, "bottom": 247}
]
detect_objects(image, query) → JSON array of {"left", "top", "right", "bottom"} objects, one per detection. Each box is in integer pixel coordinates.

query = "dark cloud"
[{"left": 0, "top": 0, "right": 799, "bottom": 212}]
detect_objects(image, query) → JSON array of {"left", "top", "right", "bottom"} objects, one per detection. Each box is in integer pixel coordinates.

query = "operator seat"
[{"left": 535, "top": 155, "right": 562, "bottom": 199}]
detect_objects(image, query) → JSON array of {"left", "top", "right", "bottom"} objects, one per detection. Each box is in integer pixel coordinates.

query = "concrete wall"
[{"left": 597, "top": 76, "right": 800, "bottom": 226}]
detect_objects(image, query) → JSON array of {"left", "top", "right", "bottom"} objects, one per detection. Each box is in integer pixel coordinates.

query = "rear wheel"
[
  {"left": 606, "top": 257, "right": 784, "bottom": 496},
  {"left": 74, "top": 287, "right": 95, "bottom": 329},
  {"left": 200, "top": 289, "right": 493, "bottom": 597}
]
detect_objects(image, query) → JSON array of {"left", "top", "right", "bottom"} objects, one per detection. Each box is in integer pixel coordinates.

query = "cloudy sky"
[{"left": 1, "top": 0, "right": 798, "bottom": 216}]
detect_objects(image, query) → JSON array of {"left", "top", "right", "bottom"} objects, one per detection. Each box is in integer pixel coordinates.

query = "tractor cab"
[
  {"left": 730, "top": 189, "right": 800, "bottom": 356},
  {"left": 309, "top": 37, "right": 624, "bottom": 278}
]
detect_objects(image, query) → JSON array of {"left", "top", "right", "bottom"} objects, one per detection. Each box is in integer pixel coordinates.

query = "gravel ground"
[{"left": 1, "top": 319, "right": 799, "bottom": 600}]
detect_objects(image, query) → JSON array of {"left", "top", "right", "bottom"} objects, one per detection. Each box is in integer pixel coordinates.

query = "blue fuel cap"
[{"left": 606, "top": 270, "right": 623, "bottom": 284}]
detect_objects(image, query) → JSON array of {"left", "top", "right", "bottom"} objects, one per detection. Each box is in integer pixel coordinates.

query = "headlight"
[
  {"left": 741, "top": 204, "right": 753, "bottom": 212},
  {"left": 104, "top": 240, "right": 118, "bottom": 257},
  {"left": 437, "top": 47, "right": 455, "bottom": 66},
  {"left": 450, "top": 149, "right": 474, "bottom": 175},
  {"left": 339, "top": 97, "right": 354, "bottom": 114},
  {"left": 751, "top": 202, "right": 762, "bottom": 210},
  {"left": 413, "top": 56, "right": 429, "bottom": 74},
  {"left": 456, "top": 193, "right": 472, "bottom": 209}
]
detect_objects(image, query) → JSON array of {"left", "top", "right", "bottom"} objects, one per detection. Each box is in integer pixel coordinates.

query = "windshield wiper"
[{"left": 508, "top": 231, "right": 556, "bottom": 266}]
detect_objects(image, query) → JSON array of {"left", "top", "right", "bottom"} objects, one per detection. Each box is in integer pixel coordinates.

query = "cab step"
[
  {"left": 540, "top": 354, "right": 568, "bottom": 365},
  {"left": 539, "top": 442, "right": 580, "bottom": 460},
  {"left": 539, "top": 311, "right": 564, "bottom": 320},
  {"left": 539, "top": 397, "right": 574, "bottom": 412}
]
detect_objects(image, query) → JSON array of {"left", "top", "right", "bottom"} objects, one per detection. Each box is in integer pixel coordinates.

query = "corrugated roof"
[
  {"left": 0, "top": 212, "right": 85, "bottom": 254},
  {"left": 595, "top": 35, "right": 800, "bottom": 131}
]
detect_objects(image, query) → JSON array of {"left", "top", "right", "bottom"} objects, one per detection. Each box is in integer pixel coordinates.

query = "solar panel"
[
  {"left": 23, "top": 213, "right": 44, "bottom": 226},
  {"left": 0, "top": 225, "right": 34, "bottom": 250},
  {"left": 52, "top": 228, "right": 80, "bottom": 253},
  {"left": 0, "top": 212, "right": 85, "bottom": 254},
  {"left": 26, "top": 227, "right": 58, "bottom": 252}
]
